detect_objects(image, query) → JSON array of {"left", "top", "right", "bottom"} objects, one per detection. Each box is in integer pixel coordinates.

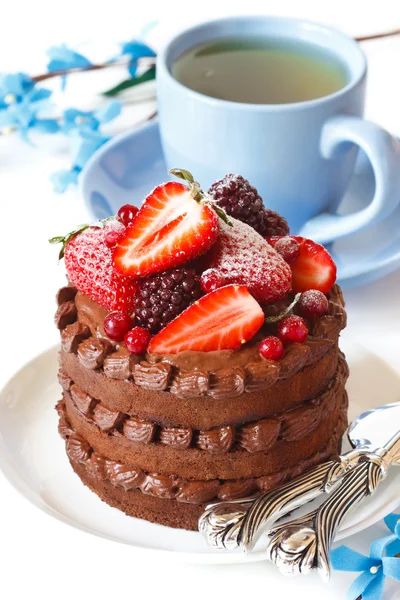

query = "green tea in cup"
[{"left": 172, "top": 36, "right": 349, "bottom": 104}]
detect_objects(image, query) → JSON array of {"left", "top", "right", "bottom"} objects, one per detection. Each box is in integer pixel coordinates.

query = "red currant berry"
[
  {"left": 298, "top": 290, "right": 329, "bottom": 319},
  {"left": 273, "top": 237, "right": 301, "bottom": 264},
  {"left": 104, "top": 220, "right": 125, "bottom": 248},
  {"left": 259, "top": 336, "right": 284, "bottom": 361},
  {"left": 104, "top": 311, "right": 133, "bottom": 341},
  {"left": 200, "top": 269, "right": 226, "bottom": 294},
  {"left": 118, "top": 204, "right": 139, "bottom": 227},
  {"left": 124, "top": 327, "right": 151, "bottom": 354},
  {"left": 277, "top": 315, "right": 308, "bottom": 344}
]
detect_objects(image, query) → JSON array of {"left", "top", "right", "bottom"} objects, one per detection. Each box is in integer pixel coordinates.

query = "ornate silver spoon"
[{"left": 199, "top": 402, "right": 400, "bottom": 560}]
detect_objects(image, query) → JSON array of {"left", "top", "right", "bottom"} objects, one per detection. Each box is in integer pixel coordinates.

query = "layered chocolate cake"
[{"left": 52, "top": 171, "right": 348, "bottom": 531}]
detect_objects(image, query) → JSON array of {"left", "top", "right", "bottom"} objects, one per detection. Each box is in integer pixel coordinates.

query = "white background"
[{"left": 0, "top": 1, "right": 399, "bottom": 599}]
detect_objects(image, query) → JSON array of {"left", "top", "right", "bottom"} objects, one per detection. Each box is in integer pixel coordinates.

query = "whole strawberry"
[
  {"left": 50, "top": 223, "right": 138, "bottom": 313},
  {"left": 200, "top": 217, "right": 292, "bottom": 303}
]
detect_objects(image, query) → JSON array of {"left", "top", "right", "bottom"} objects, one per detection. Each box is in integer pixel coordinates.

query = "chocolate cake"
[{"left": 52, "top": 172, "right": 348, "bottom": 531}]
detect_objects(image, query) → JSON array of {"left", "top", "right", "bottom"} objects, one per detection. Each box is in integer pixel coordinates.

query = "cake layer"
[
  {"left": 61, "top": 357, "right": 348, "bottom": 479},
  {"left": 59, "top": 398, "right": 347, "bottom": 503},
  {"left": 60, "top": 345, "right": 340, "bottom": 429},
  {"left": 55, "top": 285, "right": 346, "bottom": 422},
  {"left": 62, "top": 354, "right": 348, "bottom": 452},
  {"left": 64, "top": 418, "right": 346, "bottom": 530}
]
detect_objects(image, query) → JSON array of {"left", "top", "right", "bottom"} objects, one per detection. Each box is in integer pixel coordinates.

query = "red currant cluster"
[
  {"left": 104, "top": 311, "right": 151, "bottom": 354},
  {"left": 259, "top": 289, "right": 329, "bottom": 361}
]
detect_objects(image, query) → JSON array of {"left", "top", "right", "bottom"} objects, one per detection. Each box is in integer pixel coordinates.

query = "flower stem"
[
  {"left": 32, "top": 56, "right": 156, "bottom": 83},
  {"left": 355, "top": 27, "right": 400, "bottom": 42}
]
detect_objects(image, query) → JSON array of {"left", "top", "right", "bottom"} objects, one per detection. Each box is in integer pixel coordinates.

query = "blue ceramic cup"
[{"left": 157, "top": 16, "right": 400, "bottom": 242}]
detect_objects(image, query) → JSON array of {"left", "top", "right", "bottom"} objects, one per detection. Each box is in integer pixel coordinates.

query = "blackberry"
[
  {"left": 134, "top": 268, "right": 202, "bottom": 333},
  {"left": 264, "top": 209, "right": 290, "bottom": 238},
  {"left": 208, "top": 174, "right": 267, "bottom": 235}
]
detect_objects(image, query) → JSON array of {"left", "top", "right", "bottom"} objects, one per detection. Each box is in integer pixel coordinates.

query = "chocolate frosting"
[
  {"left": 104, "top": 460, "right": 145, "bottom": 491},
  {"left": 123, "top": 417, "right": 156, "bottom": 444},
  {"left": 74, "top": 292, "right": 108, "bottom": 338},
  {"left": 59, "top": 399, "right": 347, "bottom": 504},
  {"left": 54, "top": 301, "right": 77, "bottom": 330},
  {"left": 239, "top": 418, "right": 281, "bottom": 453},
  {"left": 159, "top": 426, "right": 193, "bottom": 449},
  {"left": 70, "top": 384, "right": 96, "bottom": 415},
  {"left": 56, "top": 401, "right": 74, "bottom": 440},
  {"left": 134, "top": 361, "right": 172, "bottom": 390},
  {"left": 197, "top": 426, "right": 235, "bottom": 452},
  {"left": 58, "top": 284, "right": 346, "bottom": 400},
  {"left": 92, "top": 404, "right": 125, "bottom": 432},
  {"left": 66, "top": 433, "right": 91, "bottom": 463},
  {"left": 58, "top": 367, "right": 72, "bottom": 392},
  {"left": 56, "top": 285, "right": 77, "bottom": 306},
  {"left": 86, "top": 453, "right": 106, "bottom": 477},
  {"left": 61, "top": 322, "right": 90, "bottom": 354},
  {"left": 77, "top": 338, "right": 112, "bottom": 370},
  {"left": 63, "top": 354, "right": 348, "bottom": 454},
  {"left": 103, "top": 349, "right": 132, "bottom": 380}
]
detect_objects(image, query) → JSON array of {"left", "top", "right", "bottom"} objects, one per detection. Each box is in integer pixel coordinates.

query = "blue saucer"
[{"left": 80, "top": 120, "right": 400, "bottom": 289}]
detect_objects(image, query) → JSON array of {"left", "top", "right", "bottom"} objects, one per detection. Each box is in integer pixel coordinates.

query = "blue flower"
[
  {"left": 331, "top": 512, "right": 400, "bottom": 600},
  {"left": 70, "top": 129, "right": 110, "bottom": 168},
  {"left": 47, "top": 45, "right": 92, "bottom": 72},
  {"left": 0, "top": 72, "right": 35, "bottom": 108},
  {"left": 0, "top": 73, "right": 58, "bottom": 140},
  {"left": 61, "top": 101, "right": 122, "bottom": 134},
  {"left": 51, "top": 129, "right": 110, "bottom": 194},
  {"left": 384, "top": 513, "right": 400, "bottom": 556},
  {"left": 120, "top": 40, "right": 156, "bottom": 77},
  {"left": 50, "top": 165, "right": 81, "bottom": 194},
  {"left": 46, "top": 45, "right": 92, "bottom": 89},
  {"left": 52, "top": 100, "right": 121, "bottom": 193}
]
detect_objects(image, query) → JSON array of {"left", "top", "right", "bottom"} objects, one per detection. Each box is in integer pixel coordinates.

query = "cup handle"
[{"left": 299, "top": 115, "right": 400, "bottom": 244}]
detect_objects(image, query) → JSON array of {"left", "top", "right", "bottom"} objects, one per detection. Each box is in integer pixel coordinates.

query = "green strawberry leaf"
[
  {"left": 170, "top": 167, "right": 233, "bottom": 226},
  {"left": 49, "top": 223, "right": 90, "bottom": 260}
]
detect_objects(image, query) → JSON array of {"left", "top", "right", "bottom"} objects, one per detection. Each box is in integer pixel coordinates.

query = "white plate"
[{"left": 0, "top": 339, "right": 399, "bottom": 564}]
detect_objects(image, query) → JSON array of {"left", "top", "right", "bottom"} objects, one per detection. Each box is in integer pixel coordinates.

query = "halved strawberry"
[
  {"left": 148, "top": 285, "right": 264, "bottom": 354},
  {"left": 268, "top": 236, "right": 336, "bottom": 294},
  {"left": 113, "top": 181, "right": 219, "bottom": 278}
]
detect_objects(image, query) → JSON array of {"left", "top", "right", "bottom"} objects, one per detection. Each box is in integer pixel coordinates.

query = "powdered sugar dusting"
[
  {"left": 274, "top": 236, "right": 300, "bottom": 263},
  {"left": 64, "top": 226, "right": 137, "bottom": 312},
  {"left": 104, "top": 219, "right": 125, "bottom": 234},
  {"left": 204, "top": 218, "right": 292, "bottom": 303},
  {"left": 210, "top": 174, "right": 240, "bottom": 194},
  {"left": 298, "top": 289, "right": 328, "bottom": 317}
]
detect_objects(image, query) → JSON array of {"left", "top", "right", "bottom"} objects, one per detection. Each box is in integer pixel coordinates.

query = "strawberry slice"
[
  {"left": 268, "top": 236, "right": 337, "bottom": 294},
  {"left": 200, "top": 218, "right": 292, "bottom": 303},
  {"left": 113, "top": 180, "right": 219, "bottom": 278},
  {"left": 148, "top": 285, "right": 264, "bottom": 354}
]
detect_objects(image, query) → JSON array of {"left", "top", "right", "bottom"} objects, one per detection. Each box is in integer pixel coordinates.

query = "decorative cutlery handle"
[
  {"left": 199, "top": 458, "right": 346, "bottom": 550},
  {"left": 198, "top": 497, "right": 255, "bottom": 550},
  {"left": 239, "top": 459, "right": 346, "bottom": 551},
  {"left": 265, "top": 458, "right": 384, "bottom": 579}
]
